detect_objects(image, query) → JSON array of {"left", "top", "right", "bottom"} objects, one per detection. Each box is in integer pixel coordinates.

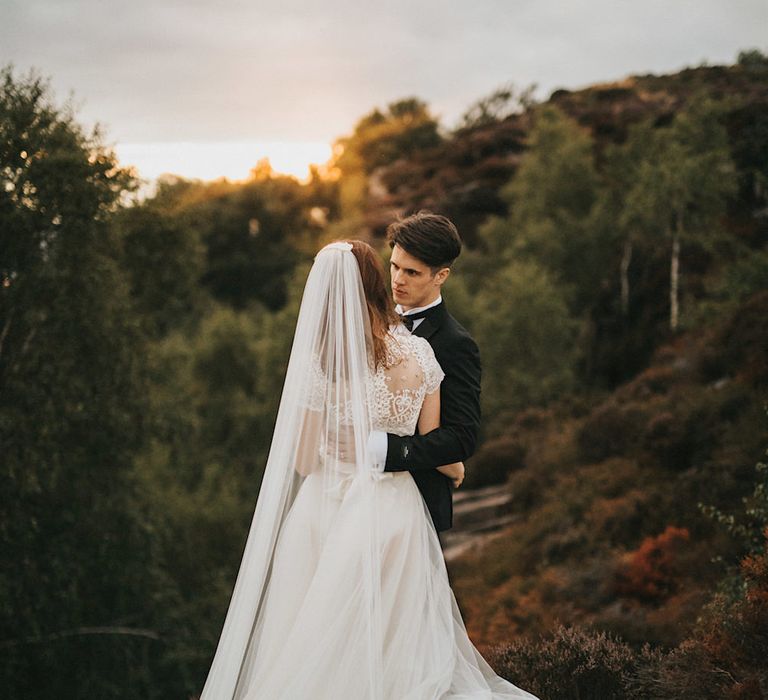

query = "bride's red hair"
[{"left": 337, "top": 240, "right": 399, "bottom": 368}]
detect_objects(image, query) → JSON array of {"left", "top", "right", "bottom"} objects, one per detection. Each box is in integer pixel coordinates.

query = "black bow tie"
[{"left": 398, "top": 309, "right": 431, "bottom": 332}]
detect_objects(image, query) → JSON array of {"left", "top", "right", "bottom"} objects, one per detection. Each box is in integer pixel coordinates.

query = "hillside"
[
  {"left": 449, "top": 290, "right": 767, "bottom": 646},
  {"left": 358, "top": 61, "right": 768, "bottom": 249},
  {"left": 332, "top": 56, "right": 768, "bottom": 695},
  {"left": 3, "top": 54, "right": 767, "bottom": 699}
]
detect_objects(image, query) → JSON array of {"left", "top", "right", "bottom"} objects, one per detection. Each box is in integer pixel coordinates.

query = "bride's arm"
[
  {"left": 294, "top": 408, "right": 323, "bottom": 476},
  {"left": 418, "top": 389, "right": 465, "bottom": 486}
]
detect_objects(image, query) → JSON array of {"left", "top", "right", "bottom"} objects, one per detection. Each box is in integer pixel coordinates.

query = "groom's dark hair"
[{"left": 386, "top": 211, "right": 462, "bottom": 273}]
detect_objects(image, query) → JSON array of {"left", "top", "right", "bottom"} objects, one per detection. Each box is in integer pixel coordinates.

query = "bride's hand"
[{"left": 437, "top": 462, "right": 464, "bottom": 488}]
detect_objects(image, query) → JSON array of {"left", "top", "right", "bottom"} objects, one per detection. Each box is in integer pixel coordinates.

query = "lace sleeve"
[
  {"left": 302, "top": 352, "right": 327, "bottom": 412},
  {"left": 412, "top": 337, "right": 445, "bottom": 395}
]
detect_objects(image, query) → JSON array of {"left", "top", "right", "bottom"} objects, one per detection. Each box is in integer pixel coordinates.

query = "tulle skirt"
[{"left": 237, "top": 465, "right": 538, "bottom": 700}]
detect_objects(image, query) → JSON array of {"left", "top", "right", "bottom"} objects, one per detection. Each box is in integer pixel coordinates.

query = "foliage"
[
  {"left": 4, "top": 53, "right": 768, "bottom": 697},
  {"left": 465, "top": 435, "right": 526, "bottom": 488},
  {"left": 613, "top": 526, "right": 691, "bottom": 603},
  {"left": 640, "top": 430, "right": 768, "bottom": 699},
  {"left": 333, "top": 97, "right": 442, "bottom": 176},
  {"left": 0, "top": 64, "right": 159, "bottom": 698},
  {"left": 737, "top": 48, "right": 768, "bottom": 68},
  {"left": 115, "top": 203, "right": 207, "bottom": 337},
  {"left": 620, "top": 96, "right": 738, "bottom": 330},
  {"left": 489, "top": 625, "right": 659, "bottom": 700},
  {"left": 143, "top": 170, "right": 326, "bottom": 312},
  {"left": 700, "top": 408, "right": 768, "bottom": 556},
  {"left": 480, "top": 105, "right": 602, "bottom": 308},
  {"left": 458, "top": 82, "right": 537, "bottom": 130},
  {"left": 472, "top": 259, "right": 579, "bottom": 425}
]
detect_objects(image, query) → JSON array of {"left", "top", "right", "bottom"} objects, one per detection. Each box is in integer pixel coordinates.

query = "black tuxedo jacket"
[{"left": 383, "top": 301, "right": 482, "bottom": 532}]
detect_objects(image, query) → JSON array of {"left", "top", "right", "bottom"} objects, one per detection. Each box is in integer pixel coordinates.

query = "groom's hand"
[{"left": 438, "top": 462, "right": 464, "bottom": 488}]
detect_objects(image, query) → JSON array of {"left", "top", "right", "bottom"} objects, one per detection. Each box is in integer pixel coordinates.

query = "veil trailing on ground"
[{"left": 199, "top": 241, "right": 387, "bottom": 699}]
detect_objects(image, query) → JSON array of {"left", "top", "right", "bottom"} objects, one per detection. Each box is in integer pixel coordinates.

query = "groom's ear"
[{"left": 434, "top": 267, "right": 451, "bottom": 287}]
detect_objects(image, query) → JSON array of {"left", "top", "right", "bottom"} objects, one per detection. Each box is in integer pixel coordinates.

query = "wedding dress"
[{"left": 199, "top": 242, "right": 537, "bottom": 700}]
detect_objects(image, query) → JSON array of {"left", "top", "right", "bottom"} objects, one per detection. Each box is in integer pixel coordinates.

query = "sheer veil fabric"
[{"left": 199, "top": 242, "right": 538, "bottom": 700}]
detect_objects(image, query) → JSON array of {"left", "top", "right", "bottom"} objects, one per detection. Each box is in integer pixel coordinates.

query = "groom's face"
[{"left": 389, "top": 244, "right": 448, "bottom": 311}]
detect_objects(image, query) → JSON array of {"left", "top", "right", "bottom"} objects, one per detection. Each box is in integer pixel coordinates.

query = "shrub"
[
  {"left": 577, "top": 401, "right": 647, "bottom": 462},
  {"left": 466, "top": 435, "right": 526, "bottom": 488},
  {"left": 489, "top": 625, "right": 659, "bottom": 700},
  {"left": 585, "top": 488, "right": 650, "bottom": 547},
  {"left": 638, "top": 534, "right": 768, "bottom": 698},
  {"left": 641, "top": 410, "right": 696, "bottom": 470},
  {"left": 614, "top": 365, "right": 679, "bottom": 402},
  {"left": 613, "top": 526, "right": 690, "bottom": 603},
  {"left": 507, "top": 468, "right": 548, "bottom": 512},
  {"left": 698, "top": 290, "right": 768, "bottom": 385}
]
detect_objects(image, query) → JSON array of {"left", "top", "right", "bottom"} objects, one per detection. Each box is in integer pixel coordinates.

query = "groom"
[{"left": 369, "top": 211, "right": 482, "bottom": 536}]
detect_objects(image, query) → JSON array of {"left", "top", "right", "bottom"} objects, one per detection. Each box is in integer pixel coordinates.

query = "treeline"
[{"left": 1, "top": 50, "right": 767, "bottom": 699}]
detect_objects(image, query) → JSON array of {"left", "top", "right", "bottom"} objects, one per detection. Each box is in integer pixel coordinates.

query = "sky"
[{"left": 2, "top": 0, "right": 766, "bottom": 181}]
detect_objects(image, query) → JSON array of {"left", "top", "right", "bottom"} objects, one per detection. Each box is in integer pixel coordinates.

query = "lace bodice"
[
  {"left": 305, "top": 326, "right": 444, "bottom": 437},
  {"left": 369, "top": 327, "right": 445, "bottom": 436}
]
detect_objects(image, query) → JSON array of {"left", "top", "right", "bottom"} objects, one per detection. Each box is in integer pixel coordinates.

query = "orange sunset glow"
[{"left": 115, "top": 141, "right": 334, "bottom": 183}]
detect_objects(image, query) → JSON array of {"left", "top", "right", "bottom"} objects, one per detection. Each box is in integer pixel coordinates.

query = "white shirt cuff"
[{"left": 367, "top": 430, "right": 388, "bottom": 471}]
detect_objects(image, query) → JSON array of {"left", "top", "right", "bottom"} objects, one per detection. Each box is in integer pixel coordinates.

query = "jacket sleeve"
[{"left": 383, "top": 333, "right": 481, "bottom": 471}]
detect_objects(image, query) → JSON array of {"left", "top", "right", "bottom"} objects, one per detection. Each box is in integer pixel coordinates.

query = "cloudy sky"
[{"left": 2, "top": 0, "right": 765, "bottom": 179}]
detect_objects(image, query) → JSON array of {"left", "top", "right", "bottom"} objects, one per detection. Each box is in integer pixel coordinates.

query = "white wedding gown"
[{"left": 234, "top": 327, "right": 537, "bottom": 699}]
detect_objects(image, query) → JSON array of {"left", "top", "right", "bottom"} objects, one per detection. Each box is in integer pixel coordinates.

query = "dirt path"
[{"left": 441, "top": 483, "right": 518, "bottom": 561}]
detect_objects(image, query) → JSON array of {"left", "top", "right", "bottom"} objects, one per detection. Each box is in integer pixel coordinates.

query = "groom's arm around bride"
[
  {"left": 378, "top": 212, "right": 482, "bottom": 477},
  {"left": 384, "top": 303, "right": 481, "bottom": 474}
]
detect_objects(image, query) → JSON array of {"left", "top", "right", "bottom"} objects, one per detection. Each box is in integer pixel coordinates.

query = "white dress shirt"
[{"left": 394, "top": 294, "right": 443, "bottom": 332}]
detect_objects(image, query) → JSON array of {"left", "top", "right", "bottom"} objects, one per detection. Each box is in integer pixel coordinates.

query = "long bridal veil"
[{"left": 199, "top": 241, "right": 388, "bottom": 699}]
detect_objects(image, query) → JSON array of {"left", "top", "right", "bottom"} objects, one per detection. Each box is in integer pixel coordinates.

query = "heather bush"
[
  {"left": 507, "top": 467, "right": 548, "bottom": 512},
  {"left": 639, "top": 430, "right": 768, "bottom": 698},
  {"left": 696, "top": 290, "right": 768, "bottom": 385},
  {"left": 636, "top": 536, "right": 768, "bottom": 699},
  {"left": 489, "top": 625, "right": 659, "bottom": 700},
  {"left": 641, "top": 409, "right": 699, "bottom": 470},
  {"left": 577, "top": 400, "right": 648, "bottom": 462},
  {"left": 636, "top": 381, "right": 746, "bottom": 472},
  {"left": 584, "top": 488, "right": 650, "bottom": 546},
  {"left": 613, "top": 365, "right": 679, "bottom": 402},
  {"left": 466, "top": 435, "right": 527, "bottom": 488},
  {"left": 613, "top": 526, "right": 691, "bottom": 603}
]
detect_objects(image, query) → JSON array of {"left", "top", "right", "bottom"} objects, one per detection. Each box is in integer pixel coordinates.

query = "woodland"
[{"left": 1, "top": 49, "right": 767, "bottom": 698}]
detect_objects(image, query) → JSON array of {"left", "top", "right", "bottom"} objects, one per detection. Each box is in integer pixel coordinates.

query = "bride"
[{"left": 199, "top": 240, "right": 537, "bottom": 699}]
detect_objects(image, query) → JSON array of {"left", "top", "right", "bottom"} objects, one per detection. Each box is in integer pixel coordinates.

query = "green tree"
[
  {"left": 473, "top": 260, "right": 579, "bottom": 427},
  {"left": 622, "top": 97, "right": 737, "bottom": 331},
  {"left": 146, "top": 171, "right": 311, "bottom": 311},
  {"left": 458, "top": 82, "right": 537, "bottom": 130},
  {"left": 737, "top": 47, "right": 768, "bottom": 69},
  {"left": 132, "top": 275, "right": 305, "bottom": 696},
  {"left": 0, "top": 65, "right": 159, "bottom": 697},
  {"left": 333, "top": 97, "right": 442, "bottom": 177},
  {"left": 593, "top": 120, "right": 658, "bottom": 318},
  {"left": 479, "top": 105, "right": 603, "bottom": 314},
  {"left": 116, "top": 202, "right": 207, "bottom": 338}
]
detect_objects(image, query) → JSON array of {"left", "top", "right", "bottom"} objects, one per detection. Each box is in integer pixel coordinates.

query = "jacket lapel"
[
  {"left": 412, "top": 302, "right": 447, "bottom": 341},
  {"left": 413, "top": 317, "right": 437, "bottom": 340}
]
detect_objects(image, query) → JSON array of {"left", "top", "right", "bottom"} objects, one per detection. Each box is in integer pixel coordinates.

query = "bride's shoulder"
[
  {"left": 386, "top": 325, "right": 419, "bottom": 350},
  {"left": 410, "top": 335, "right": 439, "bottom": 368},
  {"left": 385, "top": 327, "right": 437, "bottom": 363},
  {"left": 382, "top": 326, "right": 419, "bottom": 363}
]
